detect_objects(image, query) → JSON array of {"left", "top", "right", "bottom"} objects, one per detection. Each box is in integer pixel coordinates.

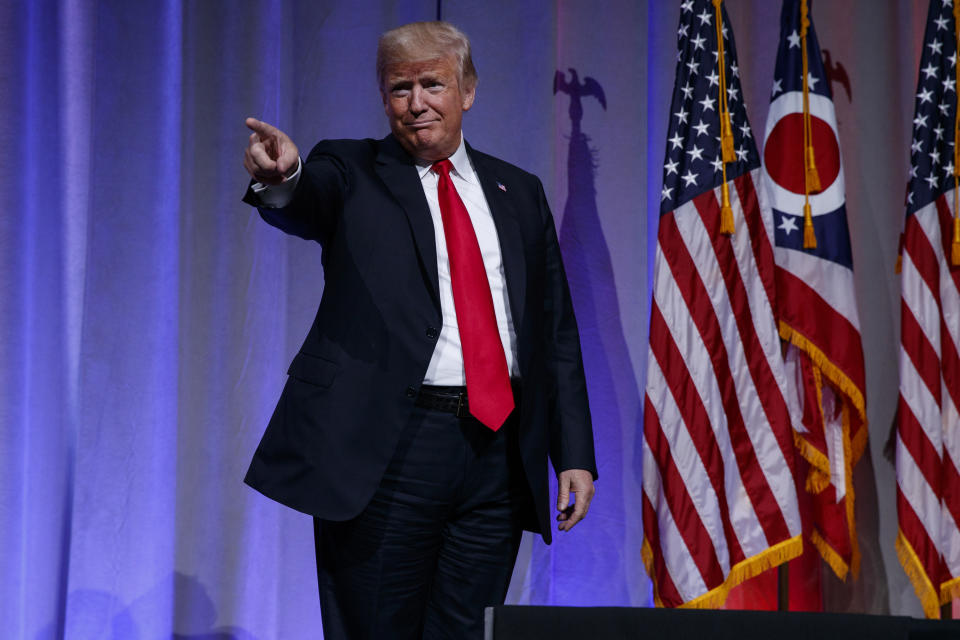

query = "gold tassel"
[
  {"left": 952, "top": 2, "right": 960, "bottom": 268},
  {"left": 952, "top": 213, "right": 960, "bottom": 266},
  {"left": 954, "top": 174, "right": 960, "bottom": 266},
  {"left": 713, "top": 0, "right": 736, "bottom": 237},
  {"left": 721, "top": 117, "right": 736, "bottom": 163},
  {"left": 803, "top": 202, "right": 817, "bottom": 249},
  {"left": 800, "top": 0, "right": 817, "bottom": 250},
  {"left": 801, "top": 1, "right": 820, "bottom": 195},
  {"left": 720, "top": 181, "right": 735, "bottom": 235},
  {"left": 805, "top": 145, "right": 822, "bottom": 193},
  {"left": 800, "top": 0, "right": 812, "bottom": 195}
]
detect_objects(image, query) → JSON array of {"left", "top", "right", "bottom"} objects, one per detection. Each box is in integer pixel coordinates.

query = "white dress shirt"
[{"left": 252, "top": 136, "right": 519, "bottom": 386}]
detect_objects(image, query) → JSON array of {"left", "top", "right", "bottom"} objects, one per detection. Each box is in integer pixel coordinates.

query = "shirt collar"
[{"left": 416, "top": 135, "right": 476, "bottom": 185}]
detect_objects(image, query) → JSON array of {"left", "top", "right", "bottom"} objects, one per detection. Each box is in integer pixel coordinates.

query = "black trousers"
[{"left": 314, "top": 405, "right": 529, "bottom": 640}]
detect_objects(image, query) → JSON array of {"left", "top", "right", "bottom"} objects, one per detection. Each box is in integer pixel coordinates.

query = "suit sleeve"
[
  {"left": 537, "top": 178, "right": 598, "bottom": 480},
  {"left": 242, "top": 141, "right": 350, "bottom": 245}
]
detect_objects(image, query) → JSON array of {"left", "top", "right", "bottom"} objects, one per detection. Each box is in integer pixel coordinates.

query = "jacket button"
[
  {"left": 406, "top": 386, "right": 417, "bottom": 398},
  {"left": 426, "top": 327, "right": 438, "bottom": 339}
]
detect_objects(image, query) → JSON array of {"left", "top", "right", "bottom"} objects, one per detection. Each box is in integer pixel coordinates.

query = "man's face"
[{"left": 381, "top": 56, "right": 475, "bottom": 163}]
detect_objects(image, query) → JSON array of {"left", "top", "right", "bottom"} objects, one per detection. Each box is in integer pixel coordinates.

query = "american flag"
[
  {"left": 763, "top": 0, "right": 867, "bottom": 582},
  {"left": 642, "top": 0, "right": 802, "bottom": 607},
  {"left": 896, "top": 0, "right": 960, "bottom": 619}
]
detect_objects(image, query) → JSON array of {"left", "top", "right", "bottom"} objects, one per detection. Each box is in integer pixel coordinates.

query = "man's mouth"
[{"left": 406, "top": 120, "right": 437, "bottom": 129}]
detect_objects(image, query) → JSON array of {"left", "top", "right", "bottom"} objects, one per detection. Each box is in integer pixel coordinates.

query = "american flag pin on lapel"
[{"left": 497, "top": 181, "right": 507, "bottom": 192}]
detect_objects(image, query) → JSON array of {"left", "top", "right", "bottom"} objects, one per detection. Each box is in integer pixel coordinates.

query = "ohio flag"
[{"left": 762, "top": 0, "right": 867, "bottom": 581}]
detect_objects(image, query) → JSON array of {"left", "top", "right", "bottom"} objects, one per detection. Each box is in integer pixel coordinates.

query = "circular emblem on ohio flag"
[
  {"left": 763, "top": 113, "right": 840, "bottom": 195},
  {"left": 762, "top": 92, "right": 845, "bottom": 216}
]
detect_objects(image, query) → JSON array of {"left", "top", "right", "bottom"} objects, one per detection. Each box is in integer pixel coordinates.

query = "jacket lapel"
[
  {"left": 374, "top": 135, "right": 441, "bottom": 312},
  {"left": 467, "top": 142, "right": 527, "bottom": 332}
]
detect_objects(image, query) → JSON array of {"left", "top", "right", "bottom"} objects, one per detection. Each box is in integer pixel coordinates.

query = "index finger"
[{"left": 245, "top": 117, "right": 279, "bottom": 138}]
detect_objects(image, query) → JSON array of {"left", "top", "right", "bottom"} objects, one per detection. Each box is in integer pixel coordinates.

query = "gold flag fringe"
[
  {"left": 780, "top": 321, "right": 866, "bottom": 481},
  {"left": 641, "top": 538, "right": 664, "bottom": 608},
  {"left": 810, "top": 529, "right": 849, "bottom": 581},
  {"left": 897, "top": 530, "right": 944, "bottom": 619},
  {"left": 805, "top": 467, "right": 830, "bottom": 495},
  {"left": 841, "top": 403, "right": 861, "bottom": 579},
  {"left": 779, "top": 322, "right": 867, "bottom": 580},
  {"left": 779, "top": 322, "right": 866, "bottom": 420},
  {"left": 941, "top": 575, "right": 960, "bottom": 608},
  {"left": 643, "top": 535, "right": 803, "bottom": 609},
  {"left": 808, "top": 364, "right": 830, "bottom": 489},
  {"left": 799, "top": 405, "right": 862, "bottom": 581}
]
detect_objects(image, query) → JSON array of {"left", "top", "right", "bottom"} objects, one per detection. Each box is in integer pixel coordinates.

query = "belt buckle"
[{"left": 455, "top": 391, "right": 470, "bottom": 419}]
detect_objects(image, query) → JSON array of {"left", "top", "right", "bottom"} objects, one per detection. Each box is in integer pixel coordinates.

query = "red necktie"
[{"left": 432, "top": 159, "right": 514, "bottom": 430}]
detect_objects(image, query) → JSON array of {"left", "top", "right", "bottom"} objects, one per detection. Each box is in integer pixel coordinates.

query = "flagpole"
[{"left": 777, "top": 564, "right": 789, "bottom": 611}]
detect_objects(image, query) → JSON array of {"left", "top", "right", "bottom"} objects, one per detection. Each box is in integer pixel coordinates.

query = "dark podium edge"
[{"left": 484, "top": 605, "right": 960, "bottom": 640}]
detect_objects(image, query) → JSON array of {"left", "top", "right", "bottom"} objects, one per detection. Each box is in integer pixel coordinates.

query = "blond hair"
[{"left": 376, "top": 21, "right": 478, "bottom": 91}]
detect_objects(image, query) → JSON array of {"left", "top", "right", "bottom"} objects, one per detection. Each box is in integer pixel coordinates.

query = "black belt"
[
  {"left": 416, "top": 385, "right": 472, "bottom": 418},
  {"left": 416, "top": 383, "right": 520, "bottom": 419}
]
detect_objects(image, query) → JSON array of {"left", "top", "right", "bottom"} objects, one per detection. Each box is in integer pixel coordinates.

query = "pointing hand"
[{"left": 243, "top": 117, "right": 299, "bottom": 185}]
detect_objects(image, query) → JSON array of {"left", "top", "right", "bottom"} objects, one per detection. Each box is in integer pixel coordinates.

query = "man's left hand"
[{"left": 556, "top": 469, "right": 595, "bottom": 532}]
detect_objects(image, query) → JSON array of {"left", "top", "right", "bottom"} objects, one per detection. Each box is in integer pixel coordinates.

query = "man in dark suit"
[{"left": 242, "top": 20, "right": 596, "bottom": 640}]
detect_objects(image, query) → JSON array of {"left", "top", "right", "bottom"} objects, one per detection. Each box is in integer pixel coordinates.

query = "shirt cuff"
[{"left": 251, "top": 157, "right": 302, "bottom": 208}]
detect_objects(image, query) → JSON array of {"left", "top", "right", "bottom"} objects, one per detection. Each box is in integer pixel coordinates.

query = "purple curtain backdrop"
[{"left": 0, "top": 0, "right": 935, "bottom": 637}]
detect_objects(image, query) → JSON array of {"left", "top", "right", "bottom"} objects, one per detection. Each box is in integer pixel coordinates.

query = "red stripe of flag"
[
  {"left": 941, "top": 454, "right": 960, "bottom": 540},
  {"left": 734, "top": 172, "right": 778, "bottom": 313},
  {"left": 905, "top": 213, "right": 942, "bottom": 304},
  {"left": 898, "top": 395, "right": 944, "bottom": 495},
  {"left": 900, "top": 299, "right": 944, "bottom": 405}
]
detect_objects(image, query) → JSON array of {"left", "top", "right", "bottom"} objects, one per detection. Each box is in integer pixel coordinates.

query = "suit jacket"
[{"left": 243, "top": 134, "right": 596, "bottom": 543}]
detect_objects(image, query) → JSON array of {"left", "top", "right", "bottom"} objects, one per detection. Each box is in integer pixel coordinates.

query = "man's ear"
[{"left": 461, "top": 84, "right": 476, "bottom": 111}]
